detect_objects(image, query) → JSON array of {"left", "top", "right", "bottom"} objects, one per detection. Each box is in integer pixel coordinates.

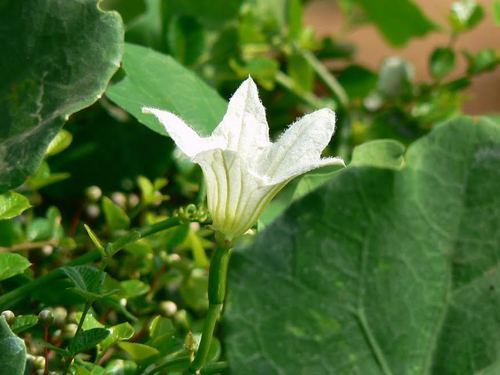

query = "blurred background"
[{"left": 306, "top": 0, "right": 499, "bottom": 113}]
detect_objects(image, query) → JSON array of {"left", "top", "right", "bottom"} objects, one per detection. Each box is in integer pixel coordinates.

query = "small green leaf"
[
  {"left": 100, "top": 322, "right": 135, "bottom": 351},
  {"left": 10, "top": 315, "right": 38, "bottom": 334},
  {"left": 430, "top": 47, "right": 456, "bottom": 80},
  {"left": 84, "top": 224, "right": 106, "bottom": 258},
  {"left": 104, "top": 359, "right": 137, "bottom": 375},
  {"left": 75, "top": 311, "right": 103, "bottom": 331},
  {"left": 137, "top": 176, "right": 155, "bottom": 204},
  {"left": 102, "top": 196, "right": 130, "bottom": 231},
  {"left": 149, "top": 316, "right": 175, "bottom": 339},
  {"left": 45, "top": 129, "right": 73, "bottom": 157},
  {"left": 119, "top": 280, "right": 150, "bottom": 299},
  {"left": 355, "top": 0, "right": 435, "bottom": 46},
  {"left": 0, "top": 192, "right": 30, "bottom": 220},
  {"left": 351, "top": 139, "right": 406, "bottom": 170},
  {"left": 69, "top": 328, "right": 110, "bottom": 354},
  {"left": 0, "top": 316, "right": 26, "bottom": 375},
  {"left": 465, "top": 49, "right": 500, "bottom": 75},
  {"left": 118, "top": 342, "right": 159, "bottom": 360},
  {"left": 26, "top": 161, "right": 70, "bottom": 190},
  {"left": 449, "top": 0, "right": 484, "bottom": 32},
  {"left": 106, "top": 43, "right": 227, "bottom": 137},
  {"left": 62, "top": 265, "right": 106, "bottom": 296},
  {"left": 0, "top": 253, "right": 30, "bottom": 281},
  {"left": 26, "top": 206, "right": 62, "bottom": 241}
]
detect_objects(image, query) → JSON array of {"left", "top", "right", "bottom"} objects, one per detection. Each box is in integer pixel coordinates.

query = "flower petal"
[
  {"left": 212, "top": 77, "right": 270, "bottom": 158},
  {"left": 142, "top": 107, "right": 223, "bottom": 158},
  {"left": 257, "top": 108, "right": 340, "bottom": 181},
  {"left": 193, "top": 149, "right": 282, "bottom": 239},
  {"left": 263, "top": 157, "right": 345, "bottom": 186}
]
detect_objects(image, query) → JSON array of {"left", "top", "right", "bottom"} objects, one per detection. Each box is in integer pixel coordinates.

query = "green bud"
[
  {"left": 33, "top": 356, "right": 46, "bottom": 370},
  {"left": 52, "top": 306, "right": 68, "bottom": 327},
  {"left": 160, "top": 301, "right": 178, "bottom": 317},
  {"left": 112, "top": 192, "right": 127, "bottom": 208},
  {"left": 38, "top": 309, "right": 54, "bottom": 325},
  {"left": 63, "top": 323, "right": 78, "bottom": 338},
  {"left": 1, "top": 310, "right": 15, "bottom": 324},
  {"left": 86, "top": 185, "right": 102, "bottom": 201}
]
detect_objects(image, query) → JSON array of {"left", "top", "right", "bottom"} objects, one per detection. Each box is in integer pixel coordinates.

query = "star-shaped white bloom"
[{"left": 142, "top": 77, "right": 344, "bottom": 240}]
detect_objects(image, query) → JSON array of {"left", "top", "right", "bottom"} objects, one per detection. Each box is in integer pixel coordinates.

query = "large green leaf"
[
  {"left": 355, "top": 0, "right": 435, "bottom": 46},
  {"left": 0, "top": 0, "right": 123, "bottom": 193},
  {"left": 106, "top": 43, "right": 227, "bottom": 137},
  {"left": 350, "top": 139, "right": 405, "bottom": 170},
  {"left": 224, "top": 117, "right": 500, "bottom": 374},
  {"left": 260, "top": 139, "right": 404, "bottom": 228},
  {"left": 0, "top": 316, "right": 26, "bottom": 375}
]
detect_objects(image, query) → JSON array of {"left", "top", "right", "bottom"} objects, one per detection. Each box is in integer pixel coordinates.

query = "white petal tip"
[
  {"left": 316, "top": 107, "right": 336, "bottom": 121},
  {"left": 141, "top": 107, "right": 155, "bottom": 114}
]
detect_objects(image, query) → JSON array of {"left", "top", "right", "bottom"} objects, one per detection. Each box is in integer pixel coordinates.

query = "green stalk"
[
  {"left": 297, "top": 47, "right": 349, "bottom": 108},
  {"left": 200, "top": 361, "right": 228, "bottom": 374},
  {"left": 275, "top": 71, "right": 325, "bottom": 109},
  {"left": 189, "top": 245, "right": 232, "bottom": 373},
  {"left": 62, "top": 302, "right": 91, "bottom": 375},
  {"left": 0, "top": 217, "right": 181, "bottom": 309}
]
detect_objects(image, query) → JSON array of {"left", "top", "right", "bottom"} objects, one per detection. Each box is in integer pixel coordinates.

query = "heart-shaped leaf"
[
  {"left": 0, "top": 0, "right": 123, "bottom": 192},
  {"left": 224, "top": 116, "right": 500, "bottom": 374}
]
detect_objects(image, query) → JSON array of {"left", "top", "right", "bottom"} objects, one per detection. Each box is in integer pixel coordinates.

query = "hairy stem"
[{"left": 189, "top": 245, "right": 232, "bottom": 373}]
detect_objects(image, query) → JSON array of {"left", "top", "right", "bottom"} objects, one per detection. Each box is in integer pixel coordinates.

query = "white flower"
[{"left": 142, "top": 77, "right": 344, "bottom": 240}]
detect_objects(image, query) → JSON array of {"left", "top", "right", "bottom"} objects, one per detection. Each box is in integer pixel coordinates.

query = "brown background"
[{"left": 304, "top": 0, "right": 500, "bottom": 114}]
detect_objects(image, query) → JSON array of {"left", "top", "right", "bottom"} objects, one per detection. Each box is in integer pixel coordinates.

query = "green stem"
[
  {"left": 0, "top": 217, "right": 181, "bottom": 309},
  {"left": 63, "top": 303, "right": 91, "bottom": 375},
  {"left": 200, "top": 361, "right": 228, "bottom": 374},
  {"left": 143, "top": 355, "right": 191, "bottom": 375},
  {"left": 297, "top": 47, "right": 349, "bottom": 108},
  {"left": 189, "top": 245, "right": 231, "bottom": 373},
  {"left": 275, "top": 71, "right": 325, "bottom": 109}
]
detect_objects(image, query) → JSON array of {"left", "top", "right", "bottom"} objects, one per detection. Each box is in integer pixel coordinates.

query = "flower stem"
[
  {"left": 200, "top": 361, "right": 228, "bottom": 374},
  {"left": 189, "top": 245, "right": 232, "bottom": 373}
]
